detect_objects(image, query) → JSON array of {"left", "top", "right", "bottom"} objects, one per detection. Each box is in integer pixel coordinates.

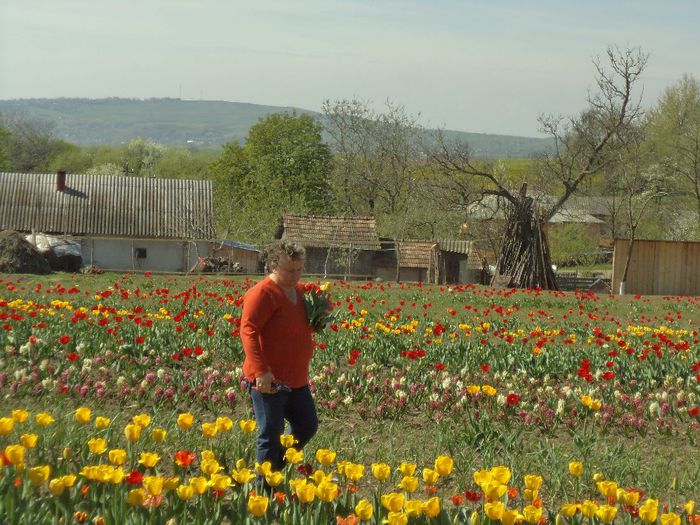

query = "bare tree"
[{"left": 430, "top": 46, "right": 649, "bottom": 289}]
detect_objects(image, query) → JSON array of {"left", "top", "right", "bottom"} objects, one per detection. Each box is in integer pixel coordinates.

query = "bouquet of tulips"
[{"left": 303, "top": 282, "right": 336, "bottom": 332}]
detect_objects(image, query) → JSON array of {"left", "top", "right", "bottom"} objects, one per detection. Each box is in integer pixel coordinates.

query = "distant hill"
[{"left": 0, "top": 97, "right": 552, "bottom": 158}]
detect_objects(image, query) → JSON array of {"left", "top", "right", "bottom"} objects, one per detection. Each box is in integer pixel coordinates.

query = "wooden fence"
[{"left": 612, "top": 239, "right": 700, "bottom": 296}]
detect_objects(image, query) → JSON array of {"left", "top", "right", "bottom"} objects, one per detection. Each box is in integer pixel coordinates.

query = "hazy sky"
[{"left": 1, "top": 0, "right": 699, "bottom": 137}]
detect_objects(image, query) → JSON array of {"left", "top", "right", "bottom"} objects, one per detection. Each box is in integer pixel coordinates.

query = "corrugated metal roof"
[
  {"left": 0, "top": 172, "right": 215, "bottom": 240},
  {"left": 280, "top": 213, "right": 381, "bottom": 250},
  {"left": 437, "top": 239, "right": 473, "bottom": 255}
]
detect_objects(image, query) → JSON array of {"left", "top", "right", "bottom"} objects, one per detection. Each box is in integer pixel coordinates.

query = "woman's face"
[{"left": 271, "top": 254, "right": 304, "bottom": 289}]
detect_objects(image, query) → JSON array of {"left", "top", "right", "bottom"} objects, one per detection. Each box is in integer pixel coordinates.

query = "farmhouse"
[{"left": 0, "top": 171, "right": 215, "bottom": 272}]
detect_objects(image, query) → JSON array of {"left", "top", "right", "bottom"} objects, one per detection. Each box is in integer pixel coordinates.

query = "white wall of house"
[{"left": 79, "top": 238, "right": 209, "bottom": 272}]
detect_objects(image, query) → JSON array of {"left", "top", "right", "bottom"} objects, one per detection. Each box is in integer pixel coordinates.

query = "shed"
[
  {"left": 209, "top": 240, "right": 260, "bottom": 274},
  {"left": 276, "top": 213, "right": 381, "bottom": 277},
  {"left": 0, "top": 171, "right": 215, "bottom": 272},
  {"left": 612, "top": 238, "right": 700, "bottom": 296}
]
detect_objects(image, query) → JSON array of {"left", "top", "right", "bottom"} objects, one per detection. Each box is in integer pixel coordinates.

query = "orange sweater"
[{"left": 240, "top": 277, "right": 314, "bottom": 388}]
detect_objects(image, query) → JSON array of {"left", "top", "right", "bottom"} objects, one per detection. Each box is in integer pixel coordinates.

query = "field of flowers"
[{"left": 1, "top": 272, "right": 698, "bottom": 524}]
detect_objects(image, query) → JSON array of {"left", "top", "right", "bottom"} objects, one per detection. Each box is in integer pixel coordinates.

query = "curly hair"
[{"left": 264, "top": 240, "right": 306, "bottom": 272}]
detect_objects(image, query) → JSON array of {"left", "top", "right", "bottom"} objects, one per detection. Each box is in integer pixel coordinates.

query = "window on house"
[{"left": 135, "top": 248, "right": 147, "bottom": 259}]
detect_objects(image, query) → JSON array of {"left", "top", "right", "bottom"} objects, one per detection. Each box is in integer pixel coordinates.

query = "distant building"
[{"left": 0, "top": 171, "right": 215, "bottom": 272}]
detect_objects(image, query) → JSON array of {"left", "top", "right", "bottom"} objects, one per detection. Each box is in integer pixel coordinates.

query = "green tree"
[
  {"left": 208, "top": 112, "right": 334, "bottom": 243},
  {"left": 647, "top": 74, "right": 700, "bottom": 229},
  {"left": 0, "top": 113, "right": 72, "bottom": 172}
]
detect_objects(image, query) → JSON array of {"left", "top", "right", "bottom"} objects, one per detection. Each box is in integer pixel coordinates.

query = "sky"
[{"left": 1, "top": 0, "right": 699, "bottom": 137}]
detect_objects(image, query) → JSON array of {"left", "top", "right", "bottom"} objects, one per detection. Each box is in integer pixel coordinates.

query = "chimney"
[{"left": 56, "top": 170, "right": 66, "bottom": 192}]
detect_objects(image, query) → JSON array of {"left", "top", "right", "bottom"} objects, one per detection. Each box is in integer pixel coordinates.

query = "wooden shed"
[
  {"left": 276, "top": 214, "right": 381, "bottom": 277},
  {"left": 0, "top": 171, "right": 215, "bottom": 272},
  {"left": 612, "top": 238, "right": 700, "bottom": 296},
  {"left": 209, "top": 240, "right": 260, "bottom": 274},
  {"left": 437, "top": 239, "right": 485, "bottom": 284}
]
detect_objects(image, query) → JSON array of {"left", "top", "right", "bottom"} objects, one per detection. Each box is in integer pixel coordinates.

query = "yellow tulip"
[
  {"left": 5, "top": 444, "right": 26, "bottom": 465},
  {"left": 201, "top": 422, "right": 218, "bottom": 438},
  {"left": 397, "top": 462, "right": 417, "bottom": 477},
  {"left": 422, "top": 468, "right": 440, "bottom": 485},
  {"left": 151, "top": 428, "right": 167, "bottom": 442},
  {"left": 88, "top": 438, "right": 107, "bottom": 455},
  {"left": 344, "top": 463, "right": 365, "bottom": 481},
  {"left": 238, "top": 419, "right": 256, "bottom": 433},
  {"left": 201, "top": 450, "right": 216, "bottom": 461},
  {"left": 561, "top": 503, "right": 578, "bottom": 518},
  {"left": 232, "top": 468, "right": 256, "bottom": 484},
  {"left": 381, "top": 492, "right": 405, "bottom": 512},
  {"left": 215, "top": 417, "right": 233, "bottom": 432},
  {"left": 597, "top": 480, "right": 619, "bottom": 500},
  {"left": 524, "top": 474, "right": 543, "bottom": 491},
  {"left": 523, "top": 505, "right": 543, "bottom": 524},
  {"left": 284, "top": 448, "right": 304, "bottom": 464},
  {"left": 210, "top": 473, "right": 232, "bottom": 491},
  {"left": 74, "top": 407, "right": 91, "bottom": 424},
  {"left": 200, "top": 458, "right": 221, "bottom": 476},
  {"left": 108, "top": 449, "right": 127, "bottom": 466},
  {"left": 485, "top": 501, "right": 505, "bottom": 521},
  {"left": 580, "top": 500, "right": 599, "bottom": 518},
  {"left": 683, "top": 501, "right": 695, "bottom": 516},
  {"left": 502, "top": 509, "right": 520, "bottom": 525},
  {"left": 385, "top": 512, "right": 408, "bottom": 525},
  {"left": 255, "top": 461, "right": 272, "bottom": 476},
  {"left": 490, "top": 465, "right": 512, "bottom": 485},
  {"left": 177, "top": 412, "right": 194, "bottom": 430},
  {"left": 312, "top": 469, "right": 330, "bottom": 485},
  {"left": 20, "top": 434, "right": 38, "bottom": 448},
  {"left": 142, "top": 475, "right": 164, "bottom": 495},
  {"left": 61, "top": 474, "right": 77, "bottom": 487},
  {"left": 176, "top": 484, "right": 194, "bottom": 501},
  {"left": 28, "top": 465, "right": 51, "bottom": 487},
  {"left": 265, "top": 471, "right": 285, "bottom": 487},
  {"left": 189, "top": 476, "right": 209, "bottom": 495},
  {"left": 473, "top": 469, "right": 493, "bottom": 487},
  {"left": 127, "top": 488, "right": 146, "bottom": 506},
  {"left": 581, "top": 395, "right": 593, "bottom": 407},
  {"left": 405, "top": 499, "right": 424, "bottom": 517},
  {"left": 434, "top": 455, "right": 454, "bottom": 477},
  {"left": 124, "top": 423, "right": 142, "bottom": 442},
  {"left": 280, "top": 434, "right": 298, "bottom": 448},
  {"left": 296, "top": 483, "right": 317, "bottom": 504},
  {"left": 355, "top": 499, "right": 373, "bottom": 521},
  {"left": 596, "top": 504, "right": 618, "bottom": 524},
  {"left": 138, "top": 452, "right": 160, "bottom": 468},
  {"left": 95, "top": 416, "right": 111, "bottom": 430},
  {"left": 524, "top": 489, "right": 539, "bottom": 502},
  {"left": 482, "top": 385, "right": 497, "bottom": 396},
  {"left": 467, "top": 385, "right": 481, "bottom": 395},
  {"left": 49, "top": 478, "right": 66, "bottom": 496},
  {"left": 35, "top": 413, "right": 55, "bottom": 426},
  {"left": 0, "top": 417, "right": 14, "bottom": 435},
  {"left": 316, "top": 448, "right": 336, "bottom": 466},
  {"left": 482, "top": 480, "right": 508, "bottom": 500},
  {"left": 424, "top": 496, "right": 440, "bottom": 518},
  {"left": 568, "top": 461, "right": 584, "bottom": 477},
  {"left": 132, "top": 413, "right": 151, "bottom": 428},
  {"left": 470, "top": 511, "right": 481, "bottom": 525},
  {"left": 398, "top": 475, "right": 419, "bottom": 493},
  {"left": 248, "top": 494, "right": 269, "bottom": 516},
  {"left": 164, "top": 477, "right": 180, "bottom": 490},
  {"left": 12, "top": 409, "right": 29, "bottom": 423},
  {"left": 372, "top": 462, "right": 392, "bottom": 481},
  {"left": 661, "top": 513, "right": 681, "bottom": 525},
  {"left": 317, "top": 480, "right": 339, "bottom": 502},
  {"left": 620, "top": 489, "right": 640, "bottom": 506}
]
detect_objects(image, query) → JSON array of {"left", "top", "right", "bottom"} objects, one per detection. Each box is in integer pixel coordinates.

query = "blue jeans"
[{"left": 250, "top": 385, "right": 318, "bottom": 471}]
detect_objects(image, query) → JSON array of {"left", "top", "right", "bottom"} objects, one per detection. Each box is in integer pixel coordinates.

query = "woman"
[{"left": 240, "top": 240, "right": 318, "bottom": 474}]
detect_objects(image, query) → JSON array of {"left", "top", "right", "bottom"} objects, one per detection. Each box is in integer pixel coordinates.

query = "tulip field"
[{"left": 0, "top": 272, "right": 698, "bottom": 524}]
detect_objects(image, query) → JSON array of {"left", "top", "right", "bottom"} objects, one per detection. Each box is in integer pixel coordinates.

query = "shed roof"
[
  {"left": 279, "top": 213, "right": 381, "bottom": 250},
  {"left": 396, "top": 240, "right": 438, "bottom": 269},
  {"left": 0, "top": 172, "right": 215, "bottom": 240}
]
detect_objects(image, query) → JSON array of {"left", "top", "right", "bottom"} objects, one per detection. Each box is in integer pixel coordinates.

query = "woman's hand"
[{"left": 254, "top": 371, "right": 276, "bottom": 394}]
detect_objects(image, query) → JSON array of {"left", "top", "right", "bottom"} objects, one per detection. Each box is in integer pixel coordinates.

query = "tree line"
[{"left": 1, "top": 46, "right": 699, "bottom": 266}]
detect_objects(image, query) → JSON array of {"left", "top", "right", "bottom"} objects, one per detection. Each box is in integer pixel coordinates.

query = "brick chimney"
[{"left": 56, "top": 170, "right": 66, "bottom": 192}]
